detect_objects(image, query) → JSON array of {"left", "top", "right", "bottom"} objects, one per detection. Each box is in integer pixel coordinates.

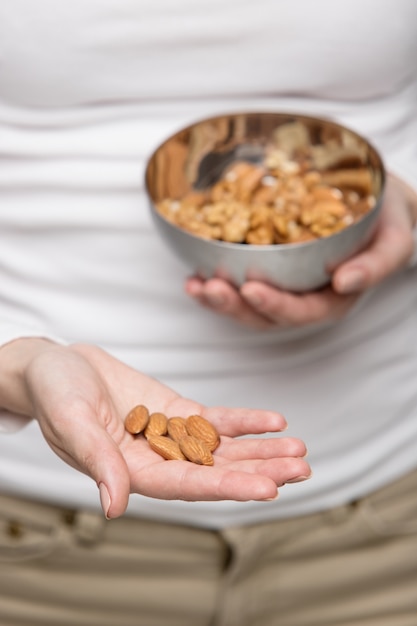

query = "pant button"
[{"left": 6, "top": 520, "right": 24, "bottom": 539}]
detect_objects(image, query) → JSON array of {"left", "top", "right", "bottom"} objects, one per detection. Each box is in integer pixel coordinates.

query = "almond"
[
  {"left": 145, "top": 412, "right": 168, "bottom": 438},
  {"left": 179, "top": 435, "right": 214, "bottom": 466},
  {"left": 167, "top": 417, "right": 189, "bottom": 442},
  {"left": 147, "top": 435, "right": 186, "bottom": 461},
  {"left": 185, "top": 414, "right": 220, "bottom": 452},
  {"left": 124, "top": 404, "right": 149, "bottom": 435}
]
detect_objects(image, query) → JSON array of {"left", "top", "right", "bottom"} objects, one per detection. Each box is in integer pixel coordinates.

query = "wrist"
[{"left": 0, "top": 337, "right": 60, "bottom": 417}]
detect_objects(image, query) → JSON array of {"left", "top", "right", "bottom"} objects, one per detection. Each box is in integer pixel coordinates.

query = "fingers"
[
  {"left": 216, "top": 435, "right": 307, "bottom": 461},
  {"left": 240, "top": 282, "right": 357, "bottom": 326},
  {"left": 130, "top": 457, "right": 311, "bottom": 502},
  {"left": 186, "top": 276, "right": 358, "bottom": 327},
  {"left": 185, "top": 277, "right": 273, "bottom": 328},
  {"left": 333, "top": 177, "right": 415, "bottom": 295},
  {"left": 202, "top": 406, "right": 288, "bottom": 437},
  {"left": 333, "top": 221, "right": 414, "bottom": 294},
  {"left": 217, "top": 456, "right": 312, "bottom": 486},
  {"left": 125, "top": 428, "right": 310, "bottom": 502}
]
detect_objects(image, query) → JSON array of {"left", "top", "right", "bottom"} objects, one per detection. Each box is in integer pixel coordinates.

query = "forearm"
[{"left": 0, "top": 337, "right": 60, "bottom": 417}]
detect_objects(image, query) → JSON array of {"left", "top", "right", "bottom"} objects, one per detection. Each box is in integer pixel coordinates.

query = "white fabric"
[{"left": 0, "top": 0, "right": 417, "bottom": 528}]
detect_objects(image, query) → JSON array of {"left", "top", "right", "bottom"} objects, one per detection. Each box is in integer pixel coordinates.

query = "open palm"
[{"left": 24, "top": 342, "right": 310, "bottom": 518}]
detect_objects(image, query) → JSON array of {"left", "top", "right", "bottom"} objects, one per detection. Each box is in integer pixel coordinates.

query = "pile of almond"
[{"left": 124, "top": 405, "right": 220, "bottom": 466}]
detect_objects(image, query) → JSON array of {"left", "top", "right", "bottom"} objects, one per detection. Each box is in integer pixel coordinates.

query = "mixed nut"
[
  {"left": 124, "top": 404, "right": 220, "bottom": 466},
  {"left": 156, "top": 121, "right": 376, "bottom": 245}
]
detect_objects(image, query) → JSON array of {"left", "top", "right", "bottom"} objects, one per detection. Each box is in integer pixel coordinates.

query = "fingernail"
[
  {"left": 99, "top": 482, "right": 111, "bottom": 519},
  {"left": 337, "top": 269, "right": 365, "bottom": 294},
  {"left": 264, "top": 492, "right": 279, "bottom": 501},
  {"left": 242, "top": 291, "right": 263, "bottom": 307},
  {"left": 206, "top": 293, "right": 226, "bottom": 306},
  {"left": 286, "top": 474, "right": 312, "bottom": 484}
]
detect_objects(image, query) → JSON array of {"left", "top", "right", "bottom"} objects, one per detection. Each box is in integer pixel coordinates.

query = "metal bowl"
[{"left": 144, "top": 111, "right": 385, "bottom": 292}]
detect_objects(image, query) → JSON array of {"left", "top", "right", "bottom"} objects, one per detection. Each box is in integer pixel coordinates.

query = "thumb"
[
  {"left": 333, "top": 221, "right": 414, "bottom": 295},
  {"left": 91, "top": 433, "right": 131, "bottom": 519},
  {"left": 53, "top": 423, "right": 131, "bottom": 519}
]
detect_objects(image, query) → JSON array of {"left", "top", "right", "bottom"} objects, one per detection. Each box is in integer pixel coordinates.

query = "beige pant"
[{"left": 1, "top": 468, "right": 417, "bottom": 626}]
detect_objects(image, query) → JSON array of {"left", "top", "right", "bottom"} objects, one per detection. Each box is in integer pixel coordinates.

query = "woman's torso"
[{"left": 0, "top": 0, "right": 416, "bottom": 526}]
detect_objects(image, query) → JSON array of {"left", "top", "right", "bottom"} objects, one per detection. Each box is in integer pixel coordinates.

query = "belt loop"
[
  {"left": 323, "top": 502, "right": 353, "bottom": 525},
  {"left": 73, "top": 510, "right": 106, "bottom": 545}
]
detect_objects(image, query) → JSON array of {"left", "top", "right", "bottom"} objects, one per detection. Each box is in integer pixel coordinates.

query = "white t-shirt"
[{"left": 0, "top": 0, "right": 417, "bottom": 528}]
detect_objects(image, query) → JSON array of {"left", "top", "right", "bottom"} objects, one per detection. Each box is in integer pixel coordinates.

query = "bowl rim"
[{"left": 144, "top": 109, "right": 386, "bottom": 251}]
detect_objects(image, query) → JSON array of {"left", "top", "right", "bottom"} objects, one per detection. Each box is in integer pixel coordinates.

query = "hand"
[
  {"left": 0, "top": 340, "right": 310, "bottom": 518},
  {"left": 185, "top": 173, "right": 417, "bottom": 329}
]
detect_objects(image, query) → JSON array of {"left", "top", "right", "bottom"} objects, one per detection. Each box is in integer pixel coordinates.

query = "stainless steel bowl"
[{"left": 145, "top": 111, "right": 385, "bottom": 292}]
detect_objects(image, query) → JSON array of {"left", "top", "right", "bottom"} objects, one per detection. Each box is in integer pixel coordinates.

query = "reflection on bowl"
[{"left": 145, "top": 111, "right": 385, "bottom": 292}]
